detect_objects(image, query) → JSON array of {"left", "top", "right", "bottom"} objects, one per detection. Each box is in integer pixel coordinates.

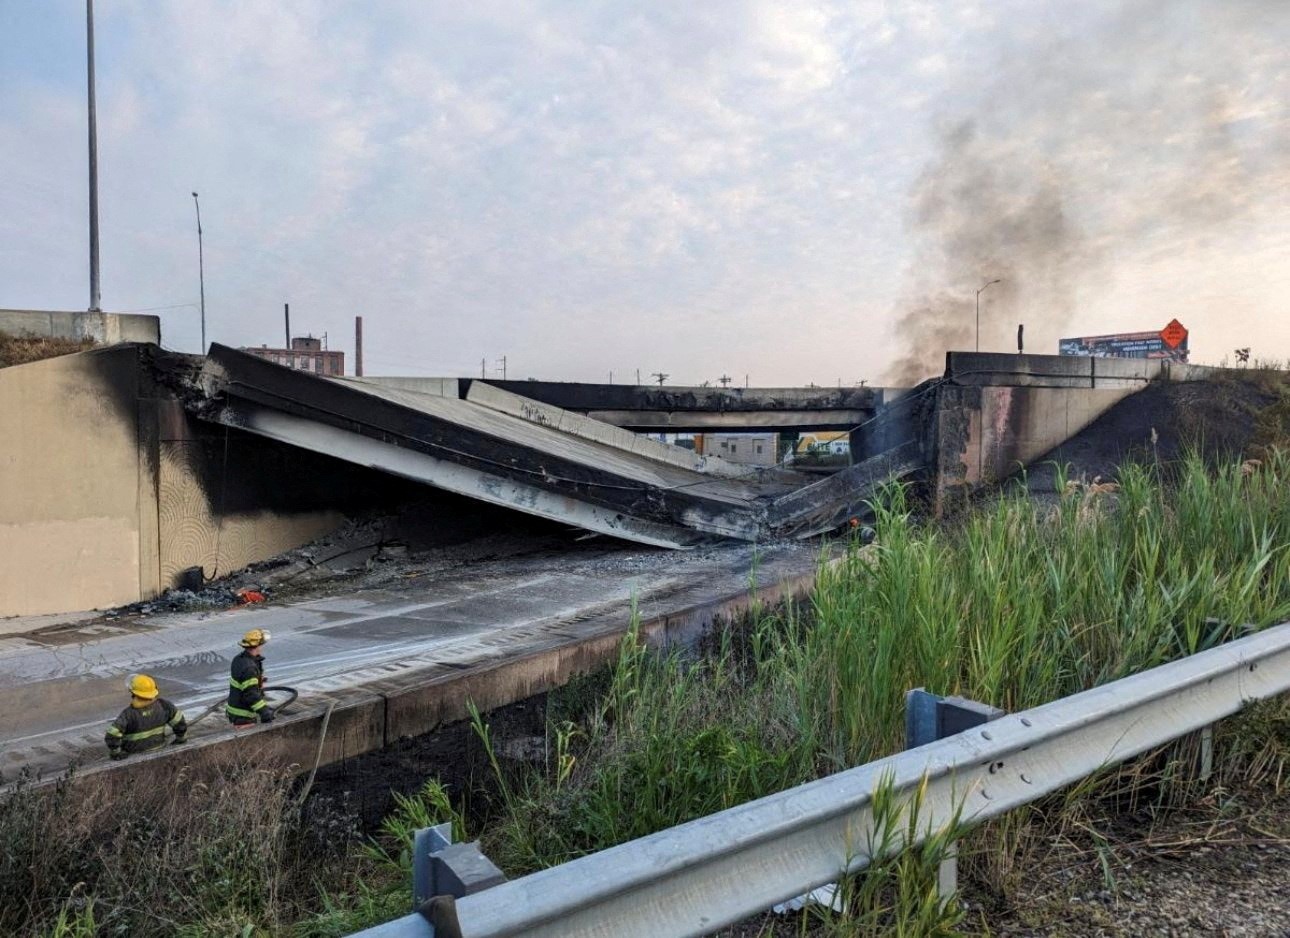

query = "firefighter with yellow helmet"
[
  {"left": 227, "top": 628, "right": 275, "bottom": 726},
  {"left": 104, "top": 674, "right": 187, "bottom": 759}
]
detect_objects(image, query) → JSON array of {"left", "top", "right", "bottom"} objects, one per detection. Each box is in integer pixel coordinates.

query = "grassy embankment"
[
  {"left": 5, "top": 445, "right": 1290, "bottom": 936},
  {"left": 0, "top": 331, "right": 95, "bottom": 368}
]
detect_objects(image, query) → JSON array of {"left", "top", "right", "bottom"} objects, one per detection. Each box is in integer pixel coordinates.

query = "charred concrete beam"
[{"left": 764, "top": 440, "right": 924, "bottom": 538}]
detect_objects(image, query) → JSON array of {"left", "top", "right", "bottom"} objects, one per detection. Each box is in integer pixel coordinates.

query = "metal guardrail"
[{"left": 354, "top": 620, "right": 1290, "bottom": 938}]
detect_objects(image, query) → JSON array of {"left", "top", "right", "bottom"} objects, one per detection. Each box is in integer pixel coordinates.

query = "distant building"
[
  {"left": 694, "top": 432, "right": 779, "bottom": 467},
  {"left": 241, "top": 336, "right": 344, "bottom": 376}
]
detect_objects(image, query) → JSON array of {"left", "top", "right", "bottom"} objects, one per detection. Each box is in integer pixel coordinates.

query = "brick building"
[{"left": 241, "top": 336, "right": 344, "bottom": 376}]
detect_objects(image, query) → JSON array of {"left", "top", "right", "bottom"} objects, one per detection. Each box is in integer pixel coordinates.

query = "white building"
[{"left": 695, "top": 432, "right": 779, "bottom": 467}]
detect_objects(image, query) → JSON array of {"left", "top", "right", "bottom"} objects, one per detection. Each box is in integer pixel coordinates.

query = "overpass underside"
[{"left": 197, "top": 345, "right": 918, "bottom": 548}]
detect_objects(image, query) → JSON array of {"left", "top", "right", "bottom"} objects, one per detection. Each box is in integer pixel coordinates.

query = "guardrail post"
[
  {"left": 1200, "top": 725, "right": 1214, "bottom": 782},
  {"left": 412, "top": 822, "right": 454, "bottom": 910},
  {"left": 411, "top": 821, "right": 507, "bottom": 925},
  {"left": 905, "top": 688, "right": 1004, "bottom": 899}
]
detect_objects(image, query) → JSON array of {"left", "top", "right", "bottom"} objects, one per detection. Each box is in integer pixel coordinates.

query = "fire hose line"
[{"left": 185, "top": 685, "right": 300, "bottom": 728}]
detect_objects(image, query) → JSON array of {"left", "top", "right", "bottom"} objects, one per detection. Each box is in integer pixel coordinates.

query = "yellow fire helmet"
[
  {"left": 127, "top": 673, "right": 159, "bottom": 700},
  {"left": 240, "top": 628, "right": 271, "bottom": 648}
]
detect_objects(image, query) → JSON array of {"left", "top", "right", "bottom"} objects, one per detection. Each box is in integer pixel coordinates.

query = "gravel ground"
[{"left": 966, "top": 786, "right": 1290, "bottom": 937}]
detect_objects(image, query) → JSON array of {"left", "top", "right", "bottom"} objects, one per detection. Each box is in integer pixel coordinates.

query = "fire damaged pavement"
[
  {"left": 192, "top": 344, "right": 921, "bottom": 547},
  {"left": 0, "top": 538, "right": 826, "bottom": 782}
]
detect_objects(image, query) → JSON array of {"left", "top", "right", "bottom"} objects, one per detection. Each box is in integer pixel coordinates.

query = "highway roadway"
[{"left": 3, "top": 541, "right": 822, "bottom": 781}]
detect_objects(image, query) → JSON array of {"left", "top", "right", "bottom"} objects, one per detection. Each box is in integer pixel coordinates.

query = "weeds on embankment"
[
  {"left": 3, "top": 451, "right": 1289, "bottom": 936},
  {"left": 0, "top": 753, "right": 396, "bottom": 938}
]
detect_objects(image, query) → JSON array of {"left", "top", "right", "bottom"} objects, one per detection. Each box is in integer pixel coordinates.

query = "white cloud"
[{"left": 0, "top": 0, "right": 1287, "bottom": 384}]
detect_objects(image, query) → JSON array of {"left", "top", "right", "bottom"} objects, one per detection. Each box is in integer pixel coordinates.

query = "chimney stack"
[{"left": 355, "top": 315, "right": 364, "bottom": 377}]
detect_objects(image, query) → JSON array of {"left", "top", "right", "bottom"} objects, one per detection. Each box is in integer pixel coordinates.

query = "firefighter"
[
  {"left": 227, "top": 628, "right": 275, "bottom": 727},
  {"left": 105, "top": 674, "right": 187, "bottom": 760}
]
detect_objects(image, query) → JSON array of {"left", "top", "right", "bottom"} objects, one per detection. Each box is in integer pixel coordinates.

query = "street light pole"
[
  {"left": 975, "top": 279, "right": 1001, "bottom": 352},
  {"left": 86, "top": 0, "right": 101, "bottom": 312},
  {"left": 192, "top": 192, "right": 206, "bottom": 352}
]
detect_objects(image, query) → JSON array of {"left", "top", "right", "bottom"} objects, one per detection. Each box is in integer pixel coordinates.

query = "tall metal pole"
[
  {"left": 354, "top": 315, "right": 364, "bottom": 377},
  {"left": 192, "top": 192, "right": 206, "bottom": 351},
  {"left": 975, "top": 279, "right": 1001, "bottom": 352},
  {"left": 86, "top": 0, "right": 101, "bottom": 311}
]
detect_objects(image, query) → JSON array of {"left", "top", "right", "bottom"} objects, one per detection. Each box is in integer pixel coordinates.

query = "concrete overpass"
[{"left": 362, "top": 377, "right": 884, "bottom": 432}]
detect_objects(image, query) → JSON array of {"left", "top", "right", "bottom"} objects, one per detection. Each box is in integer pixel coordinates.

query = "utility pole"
[
  {"left": 636, "top": 369, "right": 640, "bottom": 385},
  {"left": 718, "top": 374, "right": 732, "bottom": 387},
  {"left": 651, "top": 372, "right": 668, "bottom": 386},
  {"left": 481, "top": 358, "right": 486, "bottom": 379},
  {"left": 1016, "top": 323, "right": 1025, "bottom": 355},
  {"left": 354, "top": 316, "right": 363, "bottom": 377},
  {"left": 608, "top": 371, "right": 613, "bottom": 384},
  {"left": 975, "top": 279, "right": 1001, "bottom": 352},
  {"left": 284, "top": 303, "right": 290, "bottom": 348},
  {"left": 86, "top": 0, "right": 101, "bottom": 311},
  {"left": 496, "top": 356, "right": 507, "bottom": 380},
  {"left": 191, "top": 192, "right": 206, "bottom": 351}
]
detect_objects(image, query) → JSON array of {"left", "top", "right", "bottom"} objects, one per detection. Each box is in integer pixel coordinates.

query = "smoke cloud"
[{"left": 885, "top": 0, "right": 1290, "bottom": 385}]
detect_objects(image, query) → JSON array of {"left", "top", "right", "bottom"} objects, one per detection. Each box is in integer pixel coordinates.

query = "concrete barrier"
[{"left": 0, "top": 308, "right": 160, "bottom": 345}]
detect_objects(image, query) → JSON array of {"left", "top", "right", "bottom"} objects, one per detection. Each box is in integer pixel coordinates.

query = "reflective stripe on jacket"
[
  {"left": 226, "top": 649, "right": 267, "bottom": 722},
  {"left": 105, "top": 698, "right": 187, "bottom": 755}
]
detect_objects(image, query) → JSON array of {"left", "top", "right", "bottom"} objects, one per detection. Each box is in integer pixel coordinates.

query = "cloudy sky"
[{"left": 1, "top": 1, "right": 1287, "bottom": 384}]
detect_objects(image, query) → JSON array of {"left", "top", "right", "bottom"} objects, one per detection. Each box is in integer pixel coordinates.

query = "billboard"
[{"left": 1058, "top": 319, "right": 1189, "bottom": 362}]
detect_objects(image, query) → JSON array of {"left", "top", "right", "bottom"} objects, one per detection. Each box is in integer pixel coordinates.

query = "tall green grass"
[{"left": 472, "top": 451, "right": 1290, "bottom": 925}]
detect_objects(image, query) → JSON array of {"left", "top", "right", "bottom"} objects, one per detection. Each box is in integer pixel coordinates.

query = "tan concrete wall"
[
  {"left": 154, "top": 401, "right": 345, "bottom": 588},
  {"left": 0, "top": 350, "right": 347, "bottom": 615},
  {"left": 0, "top": 348, "right": 154, "bottom": 616},
  {"left": 157, "top": 438, "right": 343, "bottom": 587},
  {"left": 932, "top": 383, "right": 1141, "bottom": 513}
]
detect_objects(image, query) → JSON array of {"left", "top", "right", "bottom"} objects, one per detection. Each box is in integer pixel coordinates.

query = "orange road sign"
[{"left": 1160, "top": 319, "right": 1188, "bottom": 349}]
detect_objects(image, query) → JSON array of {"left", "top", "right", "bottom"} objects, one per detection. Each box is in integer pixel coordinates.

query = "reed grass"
[{"left": 471, "top": 450, "right": 1290, "bottom": 930}]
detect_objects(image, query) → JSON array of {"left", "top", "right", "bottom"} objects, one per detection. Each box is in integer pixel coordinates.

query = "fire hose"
[{"left": 186, "top": 684, "right": 300, "bottom": 728}]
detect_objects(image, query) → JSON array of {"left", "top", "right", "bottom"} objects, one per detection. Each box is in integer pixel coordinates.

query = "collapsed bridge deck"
[{"left": 198, "top": 345, "right": 916, "bottom": 547}]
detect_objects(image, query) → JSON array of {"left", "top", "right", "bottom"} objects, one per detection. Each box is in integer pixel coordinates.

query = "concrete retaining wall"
[
  {"left": 154, "top": 399, "right": 344, "bottom": 587},
  {"left": 0, "top": 346, "right": 386, "bottom": 617},
  {"left": 932, "top": 352, "right": 1214, "bottom": 512}
]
